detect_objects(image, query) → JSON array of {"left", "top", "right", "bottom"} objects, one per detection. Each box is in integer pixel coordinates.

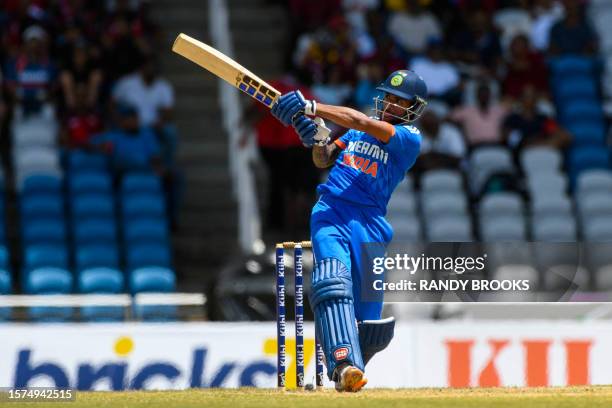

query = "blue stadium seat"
[
  {"left": 22, "top": 244, "right": 72, "bottom": 295},
  {"left": 569, "top": 147, "right": 611, "bottom": 184},
  {"left": 130, "top": 266, "right": 176, "bottom": 293},
  {"left": 67, "top": 150, "right": 109, "bottom": 171},
  {"left": 20, "top": 194, "right": 64, "bottom": 219},
  {"left": 22, "top": 174, "right": 62, "bottom": 195},
  {"left": 126, "top": 243, "right": 172, "bottom": 270},
  {"left": 134, "top": 305, "right": 178, "bottom": 321},
  {"left": 122, "top": 194, "right": 165, "bottom": 219},
  {"left": 76, "top": 244, "right": 120, "bottom": 270},
  {"left": 75, "top": 244, "right": 123, "bottom": 293},
  {"left": 124, "top": 218, "right": 168, "bottom": 244},
  {"left": 80, "top": 306, "right": 125, "bottom": 322},
  {"left": 561, "top": 101, "right": 604, "bottom": 125},
  {"left": 73, "top": 219, "right": 117, "bottom": 244},
  {"left": 22, "top": 219, "right": 67, "bottom": 244},
  {"left": 555, "top": 77, "right": 598, "bottom": 100},
  {"left": 550, "top": 56, "right": 595, "bottom": 77},
  {"left": 0, "top": 246, "right": 11, "bottom": 294},
  {"left": 121, "top": 173, "right": 162, "bottom": 195},
  {"left": 567, "top": 121, "right": 606, "bottom": 146},
  {"left": 69, "top": 171, "right": 112, "bottom": 195},
  {"left": 23, "top": 244, "right": 68, "bottom": 271},
  {"left": 72, "top": 193, "right": 115, "bottom": 219}
]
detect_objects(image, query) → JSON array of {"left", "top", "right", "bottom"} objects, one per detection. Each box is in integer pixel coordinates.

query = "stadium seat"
[
  {"left": 21, "top": 174, "right": 62, "bottom": 195},
  {"left": 391, "top": 216, "right": 421, "bottom": 242},
  {"left": 67, "top": 150, "right": 109, "bottom": 171},
  {"left": 72, "top": 193, "right": 115, "bottom": 219},
  {"left": 22, "top": 219, "right": 67, "bottom": 244},
  {"left": 526, "top": 173, "right": 568, "bottom": 198},
  {"left": 480, "top": 216, "right": 527, "bottom": 241},
  {"left": 69, "top": 171, "right": 112, "bottom": 195},
  {"left": 20, "top": 194, "right": 64, "bottom": 219},
  {"left": 23, "top": 244, "right": 69, "bottom": 272},
  {"left": 555, "top": 76, "right": 598, "bottom": 100},
  {"left": 126, "top": 243, "right": 172, "bottom": 271},
  {"left": 520, "top": 147, "right": 562, "bottom": 174},
  {"left": 532, "top": 217, "right": 577, "bottom": 241},
  {"left": 550, "top": 56, "right": 595, "bottom": 77},
  {"left": 479, "top": 192, "right": 524, "bottom": 217},
  {"left": 130, "top": 266, "right": 176, "bottom": 293},
  {"left": 394, "top": 175, "right": 414, "bottom": 194},
  {"left": 422, "top": 192, "right": 468, "bottom": 219},
  {"left": 530, "top": 195, "right": 573, "bottom": 218},
  {"left": 122, "top": 194, "right": 166, "bottom": 219},
  {"left": 387, "top": 192, "right": 417, "bottom": 216},
  {"left": 0, "top": 246, "right": 11, "bottom": 294},
  {"left": 577, "top": 192, "right": 612, "bottom": 219},
  {"left": 428, "top": 217, "right": 473, "bottom": 242},
  {"left": 76, "top": 243, "right": 124, "bottom": 293},
  {"left": 577, "top": 169, "right": 612, "bottom": 196},
  {"left": 121, "top": 173, "right": 163, "bottom": 195},
  {"left": 124, "top": 218, "right": 169, "bottom": 244},
  {"left": 569, "top": 147, "right": 610, "bottom": 180},
  {"left": 73, "top": 219, "right": 117, "bottom": 244},
  {"left": 469, "top": 146, "right": 515, "bottom": 194},
  {"left": 15, "top": 147, "right": 60, "bottom": 173},
  {"left": 566, "top": 122, "right": 606, "bottom": 146},
  {"left": 421, "top": 169, "right": 463, "bottom": 192},
  {"left": 561, "top": 101, "right": 604, "bottom": 125}
]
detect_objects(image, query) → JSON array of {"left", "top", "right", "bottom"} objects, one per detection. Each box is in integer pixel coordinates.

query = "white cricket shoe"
[{"left": 334, "top": 364, "right": 368, "bottom": 392}]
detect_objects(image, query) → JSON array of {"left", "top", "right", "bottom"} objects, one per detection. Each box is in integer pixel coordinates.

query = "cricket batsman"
[{"left": 270, "top": 70, "right": 427, "bottom": 392}]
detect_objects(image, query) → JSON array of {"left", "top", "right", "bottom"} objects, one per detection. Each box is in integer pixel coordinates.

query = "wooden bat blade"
[{"left": 172, "top": 33, "right": 280, "bottom": 108}]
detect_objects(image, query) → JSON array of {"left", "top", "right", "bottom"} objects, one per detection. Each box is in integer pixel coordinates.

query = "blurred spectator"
[
  {"left": 60, "top": 42, "right": 103, "bottom": 111},
  {"left": 414, "top": 110, "right": 466, "bottom": 175},
  {"left": 450, "top": 82, "right": 510, "bottom": 147},
  {"left": 61, "top": 83, "right": 103, "bottom": 148},
  {"left": 493, "top": 0, "right": 532, "bottom": 51},
  {"left": 343, "top": 0, "right": 380, "bottom": 33},
  {"left": 100, "top": 15, "right": 146, "bottom": 82},
  {"left": 4, "top": 25, "right": 58, "bottom": 117},
  {"left": 503, "top": 86, "right": 571, "bottom": 152},
  {"left": 549, "top": 0, "right": 598, "bottom": 55},
  {"left": 410, "top": 39, "right": 461, "bottom": 104},
  {"left": 502, "top": 34, "right": 548, "bottom": 100},
  {"left": 387, "top": 0, "right": 442, "bottom": 56},
  {"left": 91, "top": 104, "right": 161, "bottom": 172},
  {"left": 450, "top": 10, "right": 502, "bottom": 73},
  {"left": 112, "top": 56, "right": 176, "bottom": 165},
  {"left": 530, "top": 0, "right": 564, "bottom": 52},
  {"left": 353, "top": 60, "right": 384, "bottom": 112},
  {"left": 312, "top": 65, "right": 353, "bottom": 106},
  {"left": 289, "top": 0, "right": 342, "bottom": 33}
]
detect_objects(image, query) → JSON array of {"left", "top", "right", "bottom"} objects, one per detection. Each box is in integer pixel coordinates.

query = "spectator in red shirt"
[
  {"left": 61, "top": 83, "right": 102, "bottom": 148},
  {"left": 241, "top": 75, "right": 319, "bottom": 235},
  {"left": 502, "top": 34, "right": 549, "bottom": 101}
]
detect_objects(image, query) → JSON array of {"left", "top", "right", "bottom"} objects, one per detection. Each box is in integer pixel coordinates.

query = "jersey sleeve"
[
  {"left": 386, "top": 124, "right": 421, "bottom": 167},
  {"left": 334, "top": 129, "right": 356, "bottom": 150}
]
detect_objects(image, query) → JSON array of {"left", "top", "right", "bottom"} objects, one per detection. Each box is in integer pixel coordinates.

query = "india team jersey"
[{"left": 317, "top": 124, "right": 421, "bottom": 213}]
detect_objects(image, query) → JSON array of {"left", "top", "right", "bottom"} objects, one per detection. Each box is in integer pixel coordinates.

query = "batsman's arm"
[
  {"left": 312, "top": 143, "right": 341, "bottom": 169},
  {"left": 315, "top": 103, "right": 395, "bottom": 143}
]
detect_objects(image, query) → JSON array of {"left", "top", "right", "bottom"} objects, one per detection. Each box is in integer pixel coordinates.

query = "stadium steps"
[{"left": 152, "top": 1, "right": 239, "bottom": 286}]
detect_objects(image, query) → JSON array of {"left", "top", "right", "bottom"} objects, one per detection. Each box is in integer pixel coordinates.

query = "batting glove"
[
  {"left": 271, "top": 90, "right": 316, "bottom": 126},
  {"left": 292, "top": 115, "right": 330, "bottom": 147}
]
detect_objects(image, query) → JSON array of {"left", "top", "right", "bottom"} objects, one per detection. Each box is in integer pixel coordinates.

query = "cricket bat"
[{"left": 172, "top": 33, "right": 329, "bottom": 136}]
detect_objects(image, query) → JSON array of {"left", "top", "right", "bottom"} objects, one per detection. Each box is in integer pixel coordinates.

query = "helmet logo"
[{"left": 390, "top": 75, "right": 403, "bottom": 86}]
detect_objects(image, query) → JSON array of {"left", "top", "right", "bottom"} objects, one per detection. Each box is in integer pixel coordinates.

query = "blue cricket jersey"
[{"left": 316, "top": 124, "right": 421, "bottom": 214}]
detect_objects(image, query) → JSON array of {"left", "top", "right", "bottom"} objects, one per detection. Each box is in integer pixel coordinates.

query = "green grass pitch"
[{"left": 7, "top": 386, "right": 612, "bottom": 408}]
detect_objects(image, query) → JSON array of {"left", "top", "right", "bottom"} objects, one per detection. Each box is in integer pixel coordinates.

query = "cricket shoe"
[{"left": 334, "top": 364, "right": 368, "bottom": 392}]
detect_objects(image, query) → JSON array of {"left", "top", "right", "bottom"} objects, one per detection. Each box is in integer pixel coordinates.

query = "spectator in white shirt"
[
  {"left": 112, "top": 55, "right": 176, "bottom": 165},
  {"left": 387, "top": 0, "right": 442, "bottom": 55},
  {"left": 410, "top": 39, "right": 461, "bottom": 104}
]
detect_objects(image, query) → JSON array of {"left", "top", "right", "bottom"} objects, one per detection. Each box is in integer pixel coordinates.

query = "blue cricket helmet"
[{"left": 375, "top": 70, "right": 428, "bottom": 123}]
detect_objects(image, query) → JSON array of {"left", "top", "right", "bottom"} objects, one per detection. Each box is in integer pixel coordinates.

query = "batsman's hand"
[
  {"left": 292, "top": 114, "right": 330, "bottom": 148},
  {"left": 271, "top": 90, "right": 316, "bottom": 126}
]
